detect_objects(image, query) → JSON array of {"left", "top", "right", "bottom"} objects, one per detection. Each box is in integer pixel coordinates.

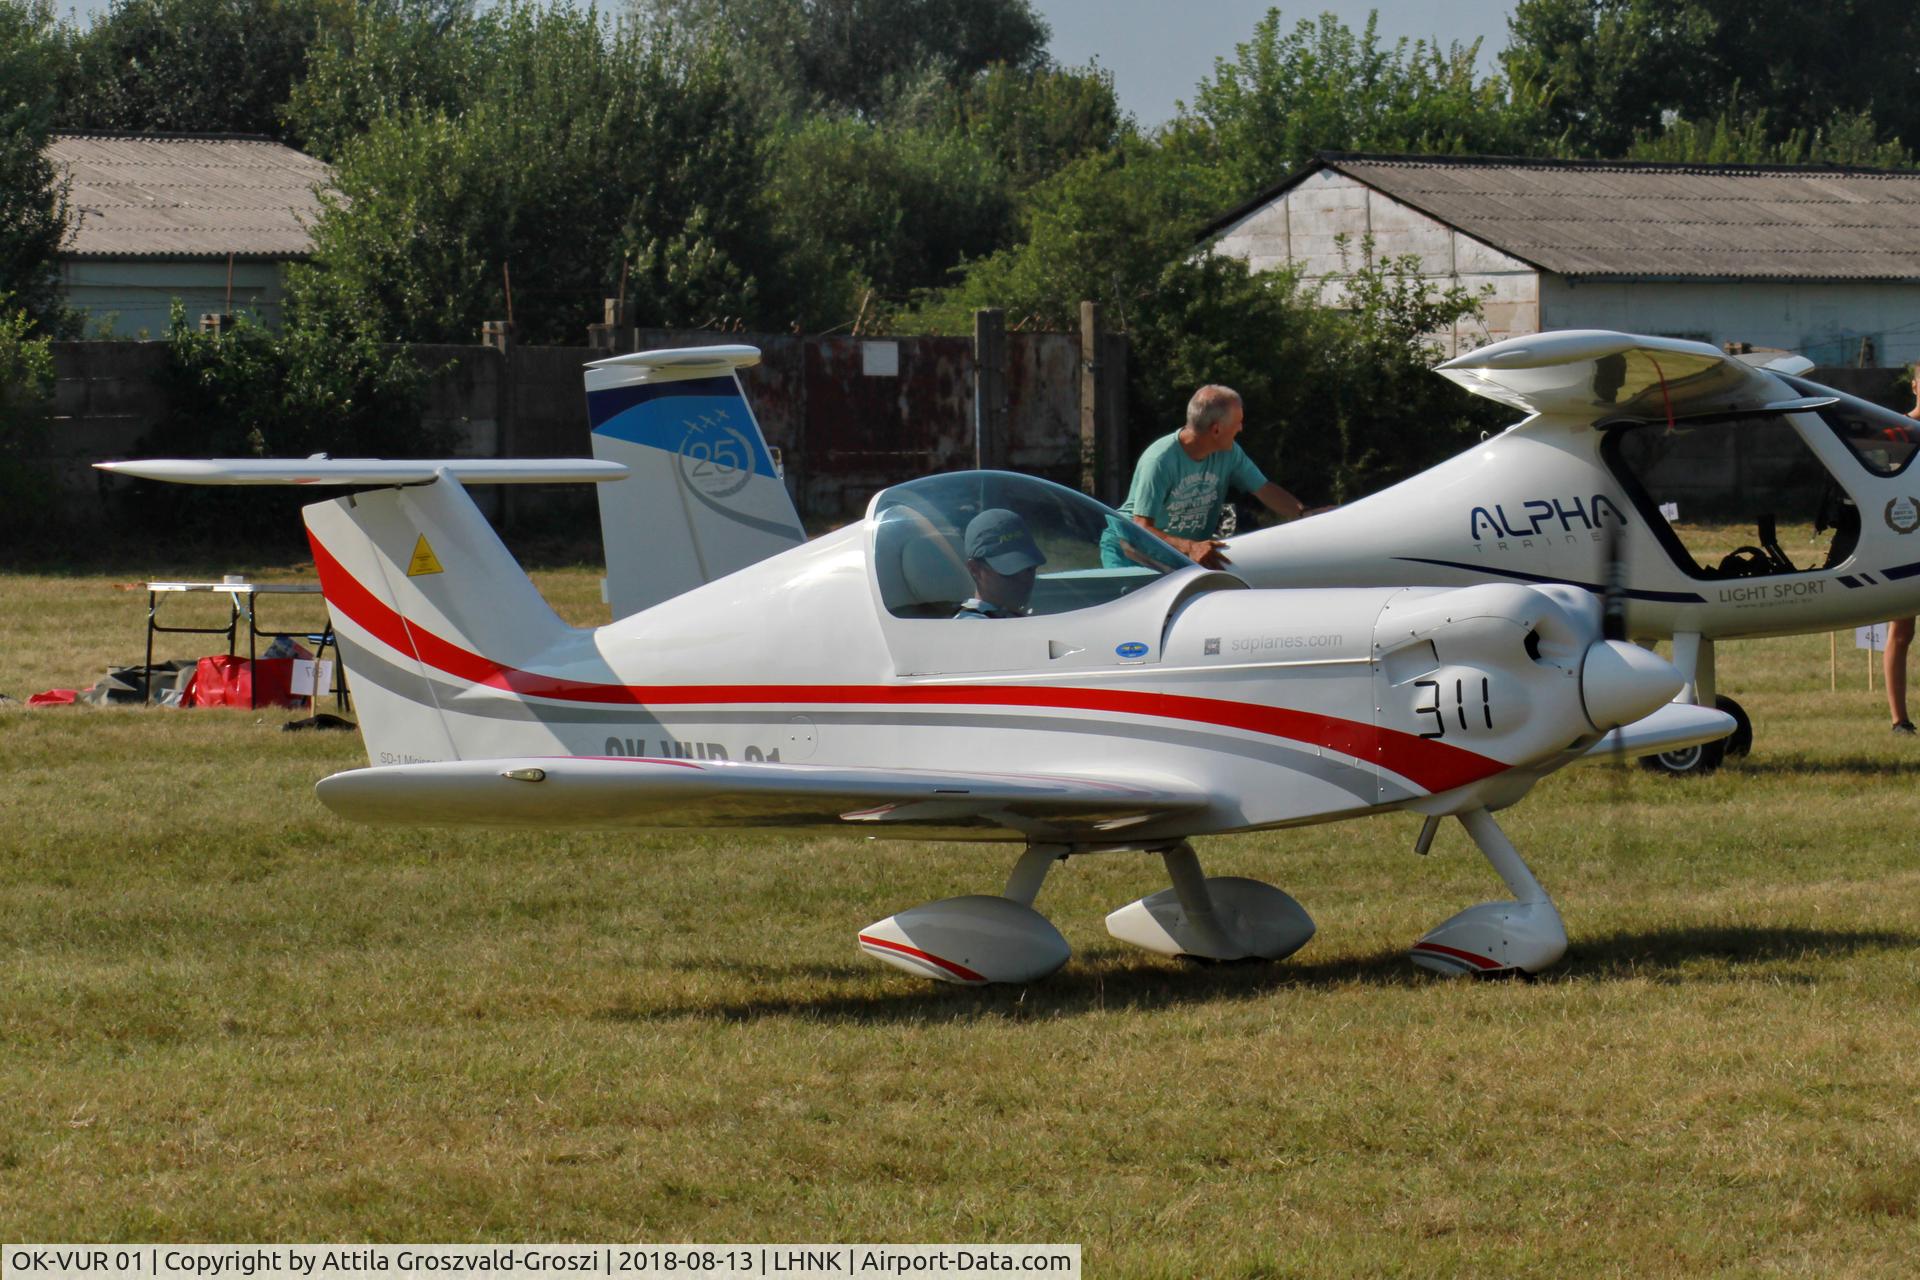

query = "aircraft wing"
[
  {"left": 94, "top": 458, "right": 626, "bottom": 485},
  {"left": 1436, "top": 330, "right": 1782, "bottom": 420},
  {"left": 314, "top": 756, "right": 1213, "bottom": 842}
]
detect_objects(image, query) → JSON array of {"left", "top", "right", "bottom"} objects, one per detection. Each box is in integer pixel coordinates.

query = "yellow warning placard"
[{"left": 407, "top": 534, "right": 444, "bottom": 576}]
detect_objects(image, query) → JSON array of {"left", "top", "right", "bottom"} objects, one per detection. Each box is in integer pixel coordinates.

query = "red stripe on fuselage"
[{"left": 306, "top": 532, "right": 1507, "bottom": 795}]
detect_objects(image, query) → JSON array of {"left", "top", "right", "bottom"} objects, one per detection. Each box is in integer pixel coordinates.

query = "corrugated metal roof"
[
  {"left": 1211, "top": 154, "right": 1920, "bottom": 281},
  {"left": 51, "top": 133, "right": 331, "bottom": 260}
]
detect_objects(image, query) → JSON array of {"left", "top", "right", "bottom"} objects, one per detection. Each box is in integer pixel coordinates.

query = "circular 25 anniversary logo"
[{"left": 677, "top": 424, "right": 757, "bottom": 500}]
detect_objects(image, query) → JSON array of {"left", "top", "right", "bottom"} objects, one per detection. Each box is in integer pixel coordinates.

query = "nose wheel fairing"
[
  {"left": 1409, "top": 806, "right": 1567, "bottom": 977},
  {"left": 1411, "top": 900, "right": 1567, "bottom": 976}
]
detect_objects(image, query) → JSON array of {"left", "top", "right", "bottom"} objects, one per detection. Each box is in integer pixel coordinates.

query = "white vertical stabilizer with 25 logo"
[{"left": 584, "top": 345, "right": 805, "bottom": 618}]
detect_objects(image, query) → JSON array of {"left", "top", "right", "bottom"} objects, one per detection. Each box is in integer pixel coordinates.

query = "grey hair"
[{"left": 1186, "top": 384, "right": 1242, "bottom": 432}]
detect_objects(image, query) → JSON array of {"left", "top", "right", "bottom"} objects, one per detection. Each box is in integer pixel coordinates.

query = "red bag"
[
  {"left": 183, "top": 656, "right": 306, "bottom": 709},
  {"left": 28, "top": 689, "right": 78, "bottom": 706}
]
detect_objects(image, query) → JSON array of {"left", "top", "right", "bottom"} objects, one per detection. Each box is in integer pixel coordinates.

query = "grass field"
[{"left": 5, "top": 552, "right": 1920, "bottom": 1275}]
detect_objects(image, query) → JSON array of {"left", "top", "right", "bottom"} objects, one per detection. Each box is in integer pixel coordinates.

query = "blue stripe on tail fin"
[{"left": 585, "top": 347, "right": 805, "bottom": 617}]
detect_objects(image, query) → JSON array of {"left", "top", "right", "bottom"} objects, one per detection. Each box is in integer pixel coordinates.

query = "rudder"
[
  {"left": 303, "top": 471, "right": 575, "bottom": 766},
  {"left": 585, "top": 344, "right": 805, "bottom": 617}
]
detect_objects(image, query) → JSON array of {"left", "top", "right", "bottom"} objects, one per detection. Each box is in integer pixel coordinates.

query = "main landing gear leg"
[
  {"left": 1104, "top": 841, "right": 1316, "bottom": 962},
  {"left": 856, "top": 844, "right": 1072, "bottom": 985},
  {"left": 1410, "top": 808, "right": 1567, "bottom": 977}
]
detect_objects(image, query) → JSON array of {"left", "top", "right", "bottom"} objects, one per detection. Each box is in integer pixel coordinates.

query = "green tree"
[
  {"left": 927, "top": 61, "right": 1124, "bottom": 191},
  {"left": 0, "top": 0, "right": 71, "bottom": 336},
  {"left": 1505, "top": 0, "right": 1920, "bottom": 160},
  {"left": 297, "top": 7, "right": 777, "bottom": 343},
  {"left": 638, "top": 0, "right": 1050, "bottom": 119},
  {"left": 1300, "top": 244, "right": 1504, "bottom": 501},
  {"left": 766, "top": 118, "right": 1015, "bottom": 325},
  {"left": 126, "top": 302, "right": 430, "bottom": 541},
  {"left": 1628, "top": 105, "right": 1914, "bottom": 168},
  {"left": 1500, "top": 0, "right": 1707, "bottom": 158},
  {"left": 1173, "top": 10, "right": 1550, "bottom": 201},
  {"left": 0, "top": 298, "right": 58, "bottom": 534},
  {"left": 55, "top": 0, "right": 344, "bottom": 139},
  {"left": 284, "top": 0, "right": 489, "bottom": 159},
  {"left": 917, "top": 138, "right": 1233, "bottom": 334}
]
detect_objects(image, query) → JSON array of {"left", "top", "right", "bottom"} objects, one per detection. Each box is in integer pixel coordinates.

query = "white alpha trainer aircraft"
[
  {"left": 102, "top": 345, "right": 1727, "bottom": 984},
  {"left": 1225, "top": 330, "right": 1920, "bottom": 774}
]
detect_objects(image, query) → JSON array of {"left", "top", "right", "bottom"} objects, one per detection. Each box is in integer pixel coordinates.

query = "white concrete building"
[
  {"left": 1202, "top": 153, "right": 1920, "bottom": 363},
  {"left": 50, "top": 133, "right": 331, "bottom": 338}
]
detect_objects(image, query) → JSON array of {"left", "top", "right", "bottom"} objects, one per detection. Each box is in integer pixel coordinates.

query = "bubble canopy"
[{"left": 868, "top": 471, "right": 1192, "bottom": 620}]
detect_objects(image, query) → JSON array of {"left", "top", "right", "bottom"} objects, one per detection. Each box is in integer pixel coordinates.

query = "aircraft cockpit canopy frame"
[
  {"left": 866, "top": 471, "right": 1236, "bottom": 677},
  {"left": 1776, "top": 375, "right": 1920, "bottom": 480},
  {"left": 1598, "top": 398, "right": 1875, "bottom": 583}
]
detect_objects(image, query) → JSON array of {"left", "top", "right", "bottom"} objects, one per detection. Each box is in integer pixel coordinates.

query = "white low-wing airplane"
[
  {"left": 100, "top": 346, "right": 1728, "bottom": 984},
  {"left": 1226, "top": 330, "right": 1920, "bottom": 773}
]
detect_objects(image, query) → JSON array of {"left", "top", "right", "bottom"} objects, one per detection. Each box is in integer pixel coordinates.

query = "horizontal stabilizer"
[
  {"left": 1581, "top": 701, "right": 1735, "bottom": 764},
  {"left": 95, "top": 457, "right": 626, "bottom": 485},
  {"left": 588, "top": 344, "right": 763, "bottom": 375},
  {"left": 1437, "top": 330, "right": 1779, "bottom": 420},
  {"left": 316, "top": 756, "right": 1210, "bottom": 842}
]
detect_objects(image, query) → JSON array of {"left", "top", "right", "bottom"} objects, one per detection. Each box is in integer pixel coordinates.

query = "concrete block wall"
[{"left": 34, "top": 327, "right": 1112, "bottom": 536}]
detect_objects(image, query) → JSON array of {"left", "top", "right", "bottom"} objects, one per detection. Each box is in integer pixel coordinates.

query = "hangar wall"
[
  {"left": 57, "top": 260, "right": 289, "bottom": 340},
  {"left": 1210, "top": 169, "right": 1920, "bottom": 364},
  {"left": 1207, "top": 169, "right": 1541, "bottom": 355}
]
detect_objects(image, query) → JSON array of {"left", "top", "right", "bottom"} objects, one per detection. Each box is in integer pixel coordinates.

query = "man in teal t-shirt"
[{"left": 1113, "top": 385, "right": 1311, "bottom": 569}]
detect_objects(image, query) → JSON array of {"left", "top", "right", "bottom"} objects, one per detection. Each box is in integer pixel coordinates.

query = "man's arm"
[
  {"left": 1132, "top": 513, "right": 1228, "bottom": 568},
  {"left": 1251, "top": 481, "right": 1308, "bottom": 521}
]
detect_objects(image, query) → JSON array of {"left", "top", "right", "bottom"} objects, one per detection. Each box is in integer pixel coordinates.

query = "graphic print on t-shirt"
[{"left": 1161, "top": 472, "right": 1226, "bottom": 539}]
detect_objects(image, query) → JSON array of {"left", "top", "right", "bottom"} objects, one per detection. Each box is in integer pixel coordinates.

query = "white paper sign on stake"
[{"left": 291, "top": 657, "right": 334, "bottom": 696}]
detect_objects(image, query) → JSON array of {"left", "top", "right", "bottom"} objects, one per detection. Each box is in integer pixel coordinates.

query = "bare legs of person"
[{"left": 1887, "top": 617, "right": 1915, "bottom": 734}]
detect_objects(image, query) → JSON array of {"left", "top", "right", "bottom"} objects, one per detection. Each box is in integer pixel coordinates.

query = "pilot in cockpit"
[{"left": 956, "top": 508, "right": 1046, "bottom": 620}]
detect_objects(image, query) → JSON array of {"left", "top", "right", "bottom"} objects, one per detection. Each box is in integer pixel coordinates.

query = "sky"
[
  {"left": 47, "top": 0, "right": 1518, "bottom": 130},
  {"left": 1032, "top": 1, "right": 1517, "bottom": 128}
]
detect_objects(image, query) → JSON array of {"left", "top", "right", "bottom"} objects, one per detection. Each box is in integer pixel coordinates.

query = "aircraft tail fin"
[
  {"left": 585, "top": 344, "right": 805, "bottom": 617},
  {"left": 302, "top": 471, "right": 575, "bottom": 766}
]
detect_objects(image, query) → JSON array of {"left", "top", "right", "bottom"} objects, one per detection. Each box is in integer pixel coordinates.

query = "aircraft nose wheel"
[
  {"left": 1637, "top": 695, "right": 1750, "bottom": 776},
  {"left": 1409, "top": 809, "right": 1567, "bottom": 976}
]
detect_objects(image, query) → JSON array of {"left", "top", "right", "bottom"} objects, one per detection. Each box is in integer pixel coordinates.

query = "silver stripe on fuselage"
[{"left": 333, "top": 638, "right": 1409, "bottom": 806}]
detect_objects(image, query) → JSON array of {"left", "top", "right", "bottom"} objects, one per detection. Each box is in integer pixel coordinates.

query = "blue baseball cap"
[{"left": 964, "top": 508, "right": 1045, "bottom": 574}]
